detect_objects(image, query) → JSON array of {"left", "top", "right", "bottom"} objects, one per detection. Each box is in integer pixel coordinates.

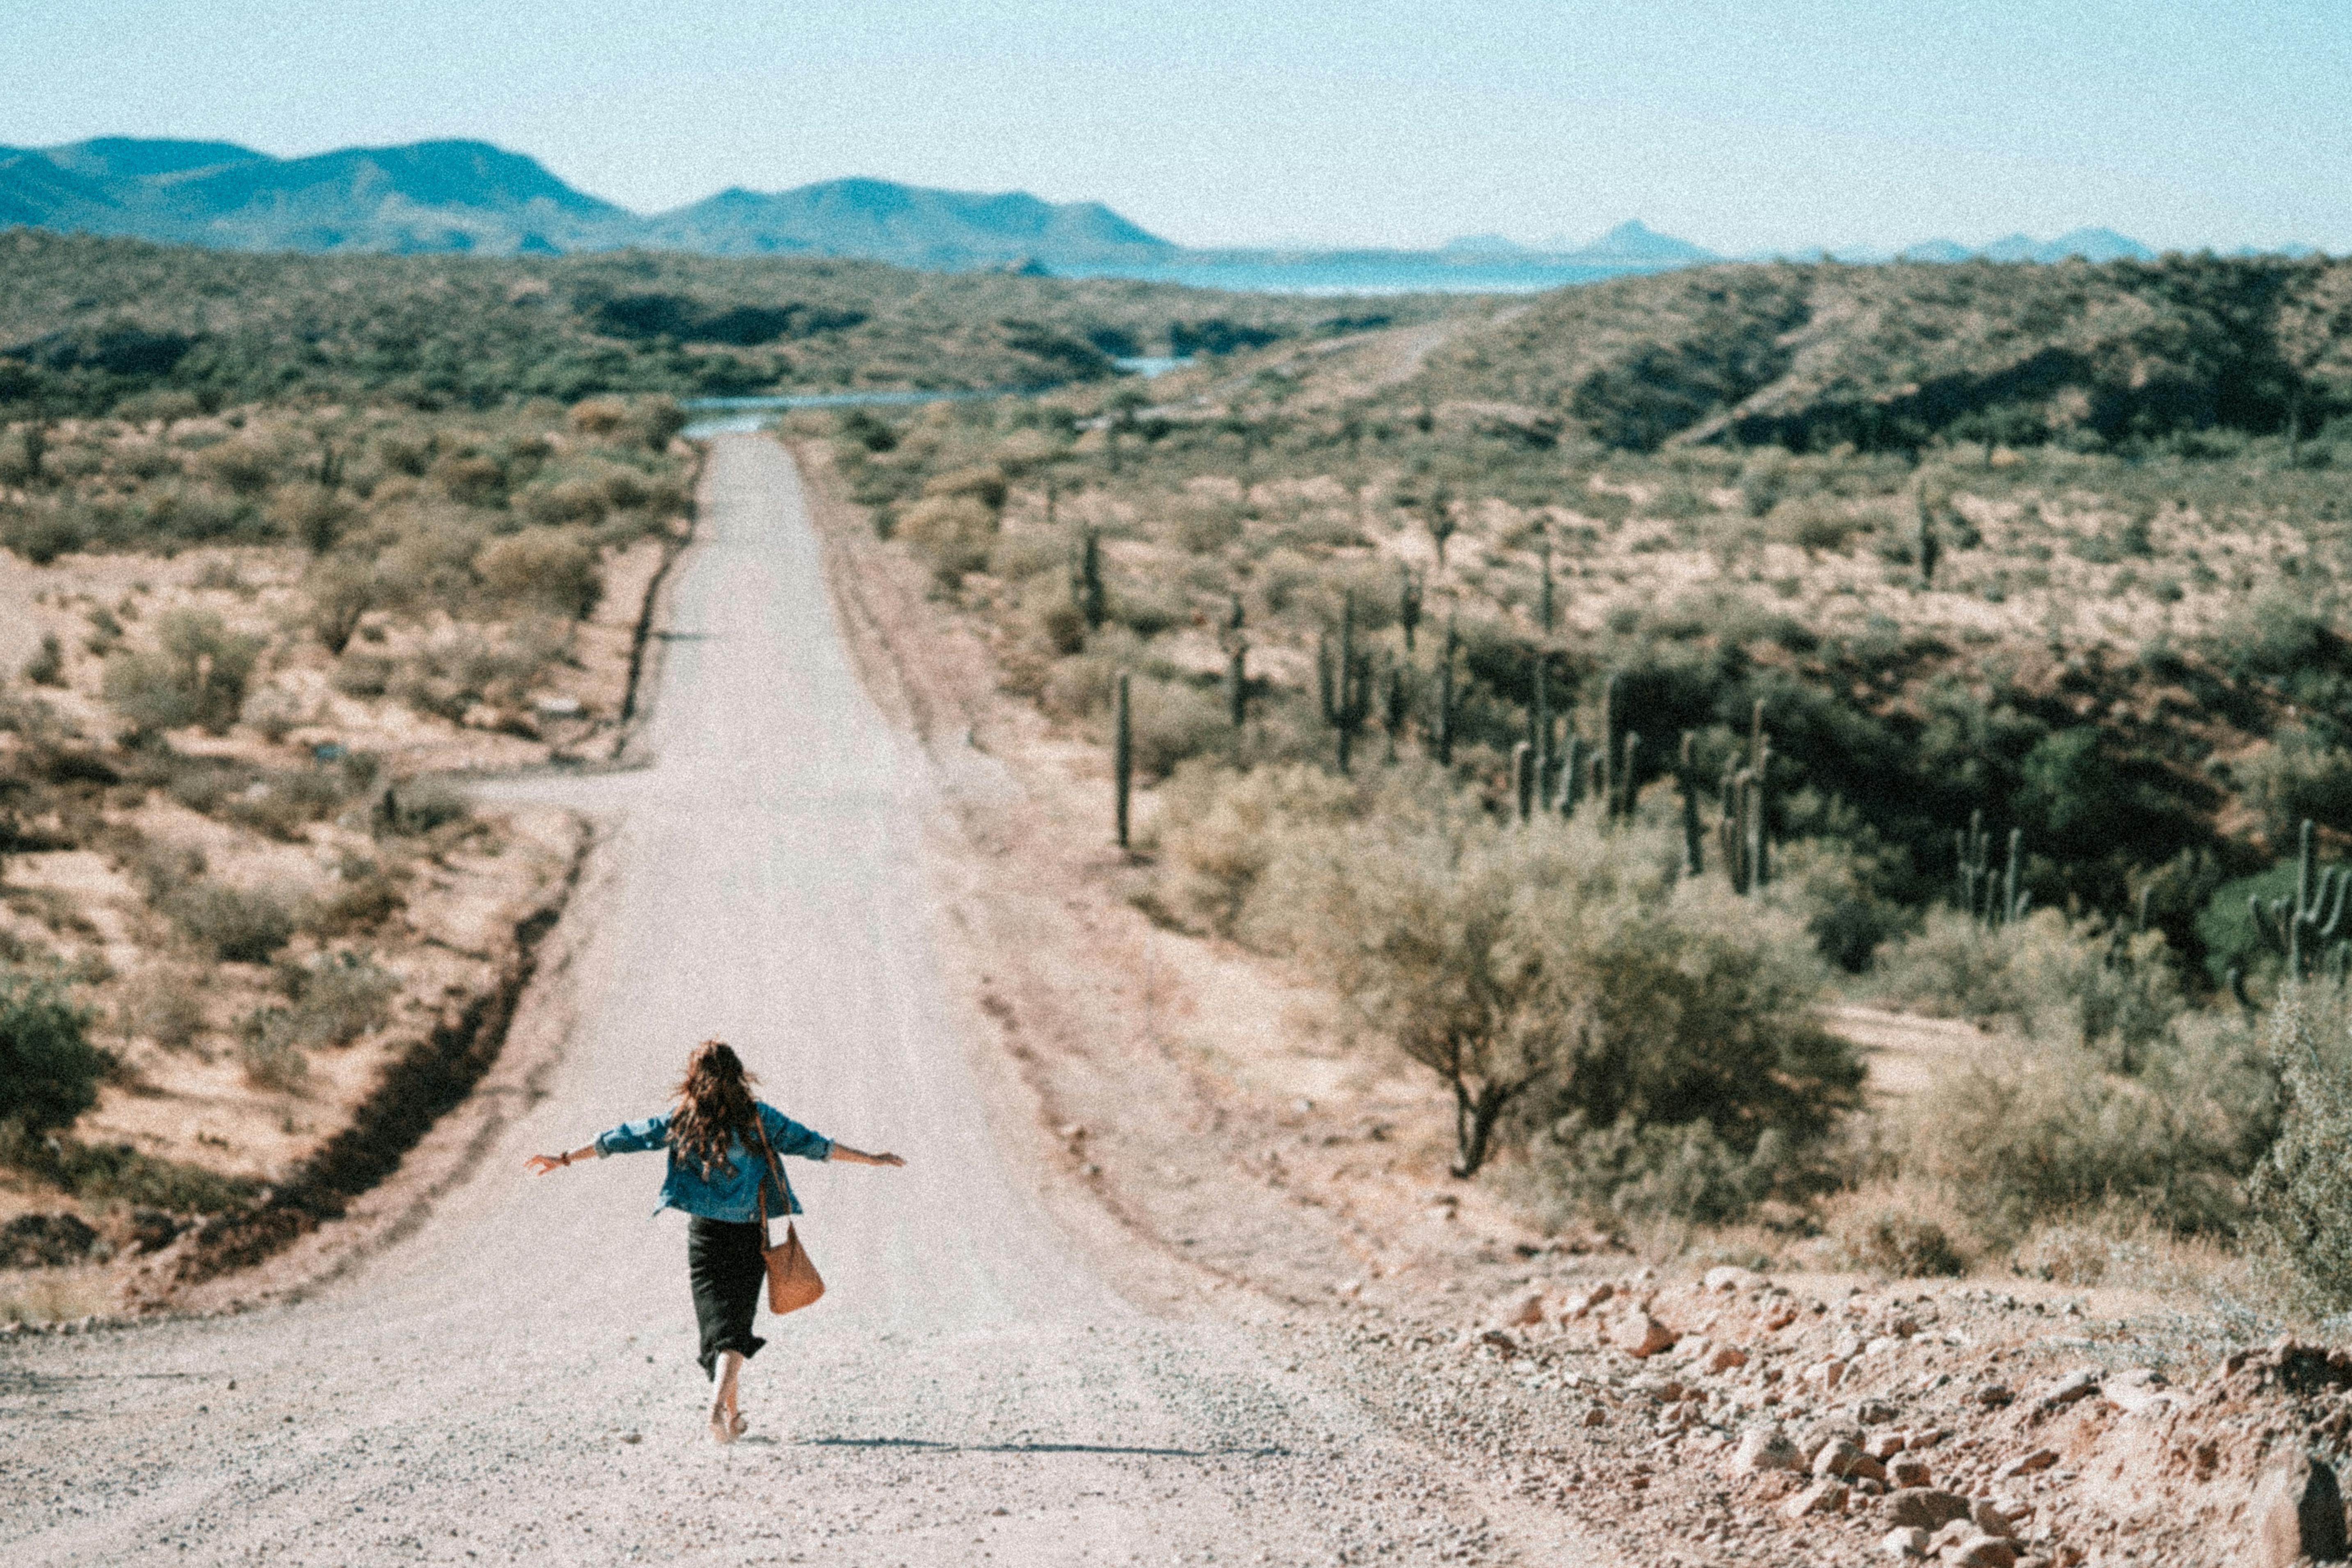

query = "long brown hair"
[{"left": 670, "top": 1039, "right": 761, "bottom": 1177}]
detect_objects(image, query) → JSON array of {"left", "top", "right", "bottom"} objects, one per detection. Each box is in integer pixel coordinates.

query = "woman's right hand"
[{"left": 525, "top": 1153, "right": 567, "bottom": 1175}]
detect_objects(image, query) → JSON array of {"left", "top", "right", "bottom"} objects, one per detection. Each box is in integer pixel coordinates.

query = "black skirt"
[{"left": 686, "top": 1216, "right": 767, "bottom": 1381}]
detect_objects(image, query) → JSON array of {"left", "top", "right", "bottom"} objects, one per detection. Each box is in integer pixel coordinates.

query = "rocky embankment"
[{"left": 1301, "top": 1264, "right": 2352, "bottom": 1568}]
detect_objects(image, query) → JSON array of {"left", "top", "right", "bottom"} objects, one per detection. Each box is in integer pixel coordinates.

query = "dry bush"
[
  {"left": 1122, "top": 676, "right": 1230, "bottom": 782},
  {"left": 314, "top": 855, "right": 405, "bottom": 933},
  {"left": 101, "top": 609, "right": 261, "bottom": 735},
  {"left": 922, "top": 464, "right": 1009, "bottom": 511},
  {"left": 382, "top": 777, "right": 470, "bottom": 836},
  {"left": 190, "top": 437, "right": 286, "bottom": 497},
  {"left": 235, "top": 1008, "right": 310, "bottom": 1093},
  {"left": 567, "top": 398, "right": 630, "bottom": 439},
  {"left": 430, "top": 452, "right": 505, "bottom": 506},
  {"left": 896, "top": 494, "right": 998, "bottom": 583},
  {"left": 278, "top": 951, "right": 398, "bottom": 1048},
  {"left": 162, "top": 880, "right": 297, "bottom": 965},
  {"left": 1144, "top": 761, "right": 1359, "bottom": 937},
  {"left": 267, "top": 482, "right": 354, "bottom": 553},
  {"left": 519, "top": 475, "right": 610, "bottom": 527},
  {"left": 1872, "top": 907, "right": 2184, "bottom": 1063},
  {"left": 1830, "top": 1188, "right": 1973, "bottom": 1277},
  {"left": 473, "top": 528, "right": 603, "bottom": 619},
  {"left": 21, "top": 633, "right": 64, "bottom": 687},
  {"left": 114, "top": 966, "right": 206, "bottom": 1051},
  {"left": 1897, "top": 1015, "right": 2270, "bottom": 1245},
  {"left": 302, "top": 555, "right": 389, "bottom": 655}
]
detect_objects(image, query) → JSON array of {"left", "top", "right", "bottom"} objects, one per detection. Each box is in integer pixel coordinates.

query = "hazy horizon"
[{"left": 4, "top": 0, "right": 2345, "bottom": 256}]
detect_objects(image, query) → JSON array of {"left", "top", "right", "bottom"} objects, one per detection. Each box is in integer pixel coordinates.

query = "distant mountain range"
[
  {"left": 0, "top": 137, "right": 1175, "bottom": 268},
  {"left": 0, "top": 136, "right": 2322, "bottom": 282}
]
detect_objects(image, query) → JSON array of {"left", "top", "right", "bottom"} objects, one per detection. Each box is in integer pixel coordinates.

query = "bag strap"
[{"left": 749, "top": 1107, "right": 787, "bottom": 1243}]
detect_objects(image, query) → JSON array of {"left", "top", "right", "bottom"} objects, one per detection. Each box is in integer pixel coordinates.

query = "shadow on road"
[{"left": 801, "top": 1436, "right": 1293, "bottom": 1459}]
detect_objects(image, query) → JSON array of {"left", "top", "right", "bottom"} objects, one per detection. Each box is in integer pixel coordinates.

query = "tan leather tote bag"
[{"left": 752, "top": 1116, "right": 825, "bottom": 1314}]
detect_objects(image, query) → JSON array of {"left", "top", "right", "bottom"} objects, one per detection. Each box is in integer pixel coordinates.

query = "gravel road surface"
[{"left": 0, "top": 437, "right": 1609, "bottom": 1566}]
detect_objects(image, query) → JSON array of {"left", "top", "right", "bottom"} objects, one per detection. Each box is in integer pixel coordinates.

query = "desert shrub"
[
  {"left": 164, "top": 763, "right": 238, "bottom": 814},
  {"left": 2249, "top": 989, "right": 2352, "bottom": 1310},
  {"left": 315, "top": 856, "right": 405, "bottom": 933},
  {"left": 1247, "top": 795, "right": 1860, "bottom": 1179},
  {"left": 519, "top": 476, "right": 610, "bottom": 527},
  {"left": 331, "top": 650, "right": 393, "bottom": 698},
  {"left": 0, "top": 1122, "right": 254, "bottom": 1214},
  {"left": 389, "top": 625, "right": 560, "bottom": 720},
  {"left": 1873, "top": 907, "right": 2185, "bottom": 1062},
  {"left": 0, "top": 969, "right": 107, "bottom": 1131},
  {"left": 278, "top": 951, "right": 398, "bottom": 1048},
  {"left": 382, "top": 776, "right": 470, "bottom": 835},
  {"left": 922, "top": 464, "right": 1009, "bottom": 510},
  {"left": 235, "top": 1008, "right": 310, "bottom": 1093},
  {"left": 1835, "top": 1205, "right": 1968, "bottom": 1277},
  {"left": 101, "top": 608, "right": 261, "bottom": 735},
  {"left": 22, "top": 633, "right": 64, "bottom": 687},
  {"left": 114, "top": 966, "right": 206, "bottom": 1051},
  {"left": 267, "top": 482, "right": 354, "bottom": 553},
  {"left": 2, "top": 502, "right": 87, "bottom": 564},
  {"left": 1144, "top": 761, "right": 1360, "bottom": 937},
  {"left": 302, "top": 555, "right": 389, "bottom": 655},
  {"left": 1121, "top": 677, "right": 1229, "bottom": 782},
  {"left": 1518, "top": 1114, "right": 1802, "bottom": 1227},
  {"left": 2240, "top": 729, "right": 2352, "bottom": 841},
  {"left": 430, "top": 452, "right": 506, "bottom": 506},
  {"left": 190, "top": 438, "right": 282, "bottom": 496},
  {"left": 162, "top": 880, "right": 296, "bottom": 964},
  {"left": 896, "top": 494, "right": 997, "bottom": 583},
  {"left": 1899, "top": 1018, "right": 2269, "bottom": 1242},
  {"left": 473, "top": 528, "right": 603, "bottom": 619},
  {"left": 568, "top": 398, "right": 630, "bottom": 439}
]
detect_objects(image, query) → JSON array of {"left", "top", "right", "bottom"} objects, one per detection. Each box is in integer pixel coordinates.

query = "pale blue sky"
[{"left": 3, "top": 0, "right": 2345, "bottom": 253}]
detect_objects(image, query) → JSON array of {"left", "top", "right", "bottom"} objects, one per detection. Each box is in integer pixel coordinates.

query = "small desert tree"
[{"left": 1253, "top": 789, "right": 1858, "bottom": 1182}]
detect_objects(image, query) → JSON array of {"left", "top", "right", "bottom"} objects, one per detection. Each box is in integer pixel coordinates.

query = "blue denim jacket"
[{"left": 593, "top": 1101, "right": 833, "bottom": 1221}]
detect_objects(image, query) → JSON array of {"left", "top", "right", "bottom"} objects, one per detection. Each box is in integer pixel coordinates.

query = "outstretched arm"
[
  {"left": 827, "top": 1143, "right": 904, "bottom": 1168},
  {"left": 525, "top": 1143, "right": 598, "bottom": 1175}
]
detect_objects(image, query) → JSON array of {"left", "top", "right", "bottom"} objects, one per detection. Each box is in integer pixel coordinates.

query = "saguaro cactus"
[
  {"left": 1561, "top": 734, "right": 1585, "bottom": 818},
  {"left": 1955, "top": 811, "right": 2029, "bottom": 928},
  {"left": 1227, "top": 642, "right": 1248, "bottom": 728},
  {"left": 1594, "top": 673, "right": 1617, "bottom": 823},
  {"left": 1618, "top": 732, "right": 1641, "bottom": 820},
  {"left": 2253, "top": 818, "right": 2350, "bottom": 983},
  {"left": 1747, "top": 702, "right": 1770, "bottom": 889},
  {"left": 1318, "top": 592, "right": 1373, "bottom": 774},
  {"left": 1072, "top": 527, "right": 1106, "bottom": 629},
  {"left": 1531, "top": 656, "right": 1552, "bottom": 805},
  {"left": 1513, "top": 741, "right": 1535, "bottom": 823},
  {"left": 1538, "top": 539, "right": 1556, "bottom": 633},
  {"left": 1113, "top": 670, "right": 1132, "bottom": 849},
  {"left": 1398, "top": 567, "right": 1424, "bottom": 652},
  {"left": 1678, "top": 731, "right": 1704, "bottom": 875},
  {"left": 1434, "top": 617, "right": 1458, "bottom": 767},
  {"left": 1719, "top": 707, "right": 1773, "bottom": 894}
]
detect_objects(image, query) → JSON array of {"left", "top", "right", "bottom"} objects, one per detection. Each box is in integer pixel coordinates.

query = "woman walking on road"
[{"left": 528, "top": 1039, "right": 905, "bottom": 1443}]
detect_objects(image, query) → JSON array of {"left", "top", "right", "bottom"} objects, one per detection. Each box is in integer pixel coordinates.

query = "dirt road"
[{"left": 0, "top": 437, "right": 1609, "bottom": 1566}]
